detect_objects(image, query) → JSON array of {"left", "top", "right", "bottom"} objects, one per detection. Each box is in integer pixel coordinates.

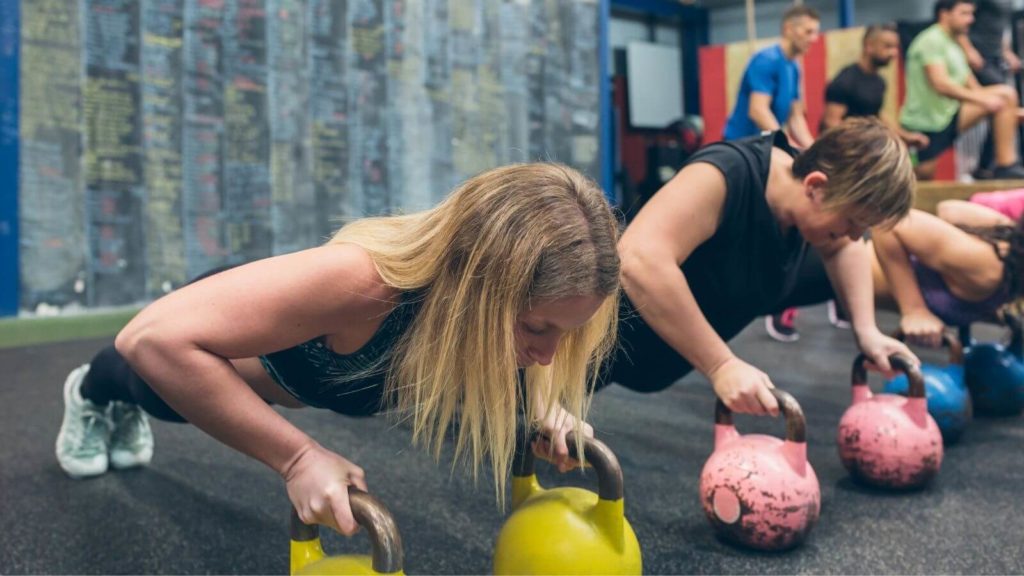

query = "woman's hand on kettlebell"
[
  {"left": 709, "top": 356, "right": 779, "bottom": 416},
  {"left": 899, "top": 310, "right": 945, "bottom": 348},
  {"left": 283, "top": 442, "right": 368, "bottom": 537},
  {"left": 533, "top": 403, "right": 593, "bottom": 473},
  {"left": 857, "top": 326, "right": 922, "bottom": 377}
]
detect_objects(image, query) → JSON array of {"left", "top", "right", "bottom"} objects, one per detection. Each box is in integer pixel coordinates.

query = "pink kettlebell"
[
  {"left": 699, "top": 388, "right": 820, "bottom": 551},
  {"left": 838, "top": 354, "right": 943, "bottom": 489}
]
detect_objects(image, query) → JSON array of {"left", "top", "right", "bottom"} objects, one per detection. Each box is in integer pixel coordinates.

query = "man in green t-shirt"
[{"left": 900, "top": 0, "right": 1024, "bottom": 180}]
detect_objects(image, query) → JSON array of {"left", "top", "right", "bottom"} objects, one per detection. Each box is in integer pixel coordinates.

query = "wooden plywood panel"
[
  {"left": 879, "top": 52, "right": 900, "bottom": 126},
  {"left": 914, "top": 179, "right": 1024, "bottom": 213},
  {"left": 825, "top": 26, "right": 864, "bottom": 79}
]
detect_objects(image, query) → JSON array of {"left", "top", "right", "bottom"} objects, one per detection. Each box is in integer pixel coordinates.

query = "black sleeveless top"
[
  {"left": 682, "top": 130, "right": 807, "bottom": 327},
  {"left": 259, "top": 294, "right": 421, "bottom": 417},
  {"left": 609, "top": 131, "right": 809, "bottom": 391}
]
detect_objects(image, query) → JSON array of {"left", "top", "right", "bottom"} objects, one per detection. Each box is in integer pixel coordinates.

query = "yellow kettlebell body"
[
  {"left": 493, "top": 434, "right": 642, "bottom": 575},
  {"left": 291, "top": 539, "right": 402, "bottom": 575},
  {"left": 290, "top": 489, "right": 405, "bottom": 576}
]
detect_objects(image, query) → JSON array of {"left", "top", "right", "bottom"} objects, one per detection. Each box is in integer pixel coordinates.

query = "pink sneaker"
[{"left": 765, "top": 308, "right": 800, "bottom": 342}]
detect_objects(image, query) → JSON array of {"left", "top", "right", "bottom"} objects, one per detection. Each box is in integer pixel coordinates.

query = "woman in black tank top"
[
  {"left": 604, "top": 118, "right": 920, "bottom": 416},
  {"left": 55, "top": 163, "right": 621, "bottom": 537}
]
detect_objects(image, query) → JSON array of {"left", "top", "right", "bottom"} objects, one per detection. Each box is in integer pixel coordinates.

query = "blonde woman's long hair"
[
  {"left": 328, "top": 163, "right": 620, "bottom": 503},
  {"left": 794, "top": 116, "right": 916, "bottom": 228}
]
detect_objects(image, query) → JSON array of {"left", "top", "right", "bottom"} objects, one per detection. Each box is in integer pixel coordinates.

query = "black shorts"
[
  {"left": 598, "top": 248, "right": 836, "bottom": 394},
  {"left": 975, "top": 62, "right": 1008, "bottom": 87},
  {"left": 913, "top": 110, "right": 961, "bottom": 163}
]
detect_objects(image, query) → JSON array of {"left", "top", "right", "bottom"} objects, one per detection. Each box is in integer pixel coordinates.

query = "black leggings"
[
  {"left": 80, "top": 345, "right": 187, "bottom": 422},
  {"left": 599, "top": 250, "right": 835, "bottom": 394},
  {"left": 78, "top": 265, "right": 238, "bottom": 423}
]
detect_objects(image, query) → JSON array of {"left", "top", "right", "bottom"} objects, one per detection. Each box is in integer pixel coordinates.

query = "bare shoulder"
[
  {"left": 622, "top": 162, "right": 727, "bottom": 250},
  {"left": 629, "top": 162, "right": 727, "bottom": 227},
  {"left": 121, "top": 243, "right": 402, "bottom": 359},
  {"left": 265, "top": 242, "right": 400, "bottom": 319}
]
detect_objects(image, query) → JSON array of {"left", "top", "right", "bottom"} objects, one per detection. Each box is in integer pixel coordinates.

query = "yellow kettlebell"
[
  {"left": 492, "top": 431, "right": 642, "bottom": 575},
  {"left": 290, "top": 488, "right": 404, "bottom": 575}
]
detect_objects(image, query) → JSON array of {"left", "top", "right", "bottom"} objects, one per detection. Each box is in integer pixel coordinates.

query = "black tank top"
[
  {"left": 610, "top": 131, "right": 808, "bottom": 391},
  {"left": 259, "top": 293, "right": 421, "bottom": 417},
  {"left": 683, "top": 130, "right": 806, "bottom": 327}
]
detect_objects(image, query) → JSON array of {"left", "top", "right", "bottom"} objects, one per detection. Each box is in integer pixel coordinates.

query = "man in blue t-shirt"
[
  {"left": 723, "top": 5, "right": 820, "bottom": 149},
  {"left": 724, "top": 5, "right": 821, "bottom": 344}
]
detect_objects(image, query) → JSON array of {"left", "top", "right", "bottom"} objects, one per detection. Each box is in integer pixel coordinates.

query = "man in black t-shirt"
[{"left": 822, "top": 23, "right": 930, "bottom": 148}]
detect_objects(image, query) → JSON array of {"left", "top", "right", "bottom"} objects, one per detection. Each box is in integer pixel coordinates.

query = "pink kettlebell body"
[
  {"left": 699, "top": 390, "right": 820, "bottom": 551},
  {"left": 838, "top": 355, "right": 943, "bottom": 489}
]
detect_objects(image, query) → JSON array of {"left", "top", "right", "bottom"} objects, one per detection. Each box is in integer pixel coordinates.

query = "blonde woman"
[
  {"left": 55, "top": 163, "right": 620, "bottom": 536},
  {"left": 605, "top": 118, "right": 919, "bottom": 415}
]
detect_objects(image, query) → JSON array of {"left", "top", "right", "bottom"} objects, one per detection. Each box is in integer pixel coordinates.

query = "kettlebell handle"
[
  {"left": 851, "top": 353, "right": 924, "bottom": 398},
  {"left": 289, "top": 488, "right": 404, "bottom": 574},
  {"left": 1004, "top": 310, "right": 1023, "bottom": 354},
  {"left": 713, "top": 388, "right": 806, "bottom": 443},
  {"left": 512, "top": 430, "right": 624, "bottom": 501},
  {"left": 890, "top": 329, "right": 964, "bottom": 364}
]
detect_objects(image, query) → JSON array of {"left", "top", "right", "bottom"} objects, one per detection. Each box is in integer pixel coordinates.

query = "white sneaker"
[
  {"left": 109, "top": 401, "right": 154, "bottom": 469},
  {"left": 55, "top": 364, "right": 111, "bottom": 478},
  {"left": 765, "top": 309, "right": 800, "bottom": 343},
  {"left": 827, "top": 299, "right": 852, "bottom": 330}
]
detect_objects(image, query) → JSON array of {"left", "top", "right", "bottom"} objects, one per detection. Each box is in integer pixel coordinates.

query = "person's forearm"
[
  {"left": 788, "top": 113, "right": 815, "bottom": 148},
  {"left": 620, "top": 251, "right": 734, "bottom": 377},
  {"left": 116, "top": 332, "right": 316, "bottom": 477},
  {"left": 936, "top": 199, "right": 1016, "bottom": 227},
  {"left": 749, "top": 105, "right": 782, "bottom": 132},
  {"left": 931, "top": 77, "right": 989, "bottom": 105},
  {"left": 820, "top": 240, "right": 878, "bottom": 333}
]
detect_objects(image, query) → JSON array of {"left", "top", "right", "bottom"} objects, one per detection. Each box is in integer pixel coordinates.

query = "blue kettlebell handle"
[
  {"left": 960, "top": 310, "right": 1022, "bottom": 352},
  {"left": 1005, "top": 311, "right": 1024, "bottom": 356},
  {"left": 891, "top": 329, "right": 964, "bottom": 365}
]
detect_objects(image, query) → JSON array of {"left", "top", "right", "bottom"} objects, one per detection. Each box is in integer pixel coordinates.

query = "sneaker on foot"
[
  {"left": 765, "top": 308, "right": 800, "bottom": 342},
  {"left": 109, "top": 401, "right": 154, "bottom": 469},
  {"left": 972, "top": 166, "right": 996, "bottom": 181},
  {"left": 827, "top": 299, "right": 852, "bottom": 330},
  {"left": 55, "top": 364, "right": 112, "bottom": 478},
  {"left": 992, "top": 164, "right": 1024, "bottom": 180}
]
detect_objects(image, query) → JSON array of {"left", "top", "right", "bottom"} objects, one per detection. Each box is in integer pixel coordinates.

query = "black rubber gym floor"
[{"left": 2, "top": 304, "right": 1022, "bottom": 574}]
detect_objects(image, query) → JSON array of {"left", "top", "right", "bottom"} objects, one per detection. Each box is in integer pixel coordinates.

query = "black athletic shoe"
[
  {"left": 992, "top": 164, "right": 1024, "bottom": 180},
  {"left": 765, "top": 308, "right": 800, "bottom": 342}
]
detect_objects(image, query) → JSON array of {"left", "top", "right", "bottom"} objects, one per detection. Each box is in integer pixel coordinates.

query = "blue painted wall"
[{"left": 0, "top": 0, "right": 19, "bottom": 316}]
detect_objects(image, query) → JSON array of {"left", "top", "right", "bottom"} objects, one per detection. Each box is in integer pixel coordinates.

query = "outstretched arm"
[
  {"left": 619, "top": 162, "right": 780, "bottom": 415},
  {"left": 117, "top": 245, "right": 394, "bottom": 534},
  {"left": 819, "top": 237, "right": 919, "bottom": 366}
]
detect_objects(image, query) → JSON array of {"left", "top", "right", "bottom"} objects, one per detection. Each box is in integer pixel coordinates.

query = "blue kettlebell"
[
  {"left": 884, "top": 331, "right": 972, "bottom": 443},
  {"left": 962, "top": 312, "right": 1024, "bottom": 417}
]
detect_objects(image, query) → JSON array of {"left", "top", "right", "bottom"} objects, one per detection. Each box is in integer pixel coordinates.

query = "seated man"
[
  {"left": 957, "top": 0, "right": 1023, "bottom": 178},
  {"left": 900, "top": 0, "right": 1024, "bottom": 180},
  {"left": 822, "top": 23, "right": 929, "bottom": 149}
]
